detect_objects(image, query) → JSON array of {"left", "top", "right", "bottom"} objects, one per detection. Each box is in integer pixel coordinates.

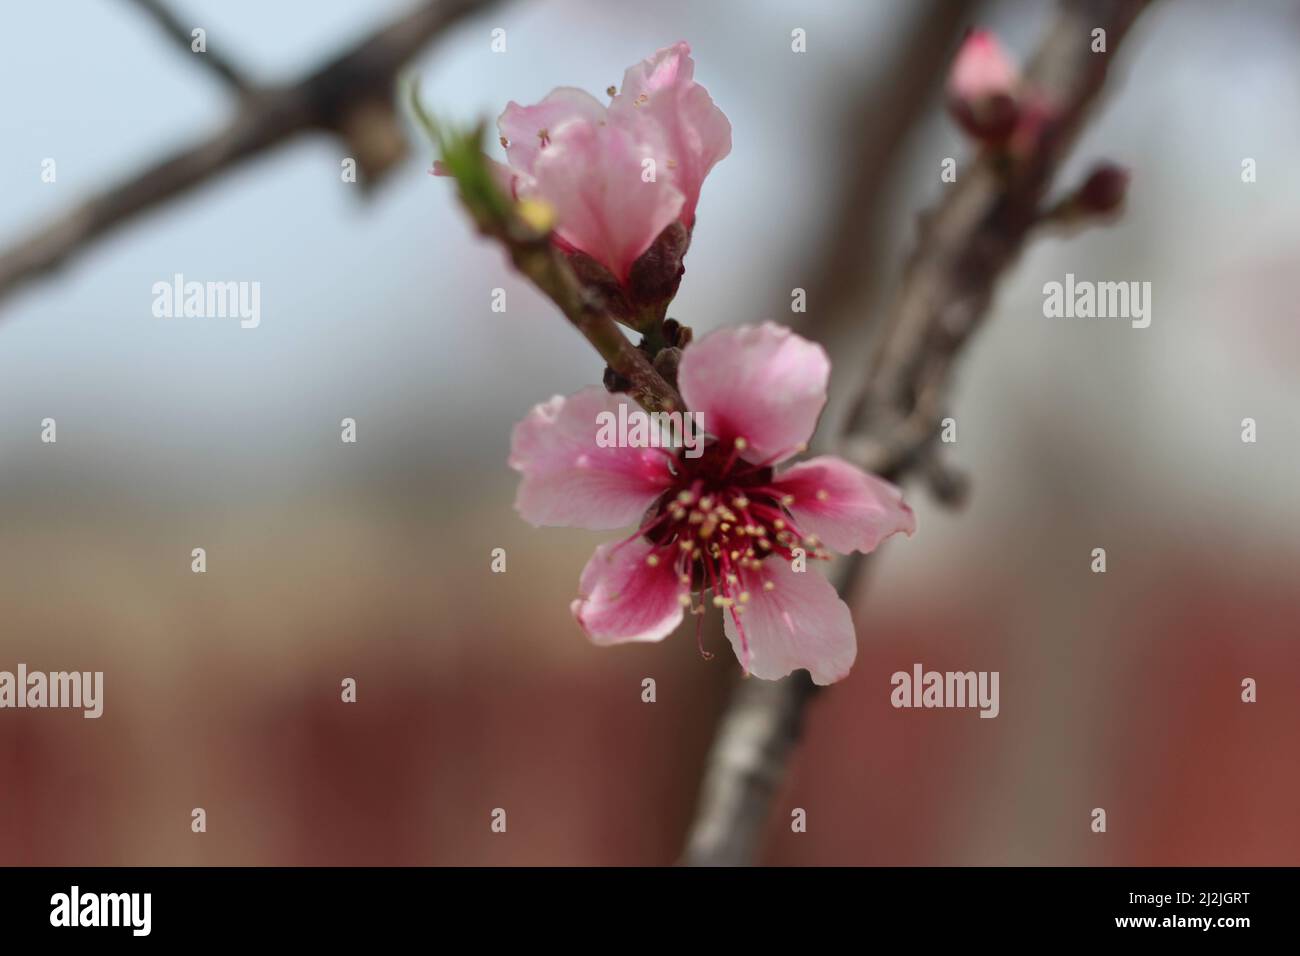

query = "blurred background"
[{"left": 1, "top": 0, "right": 1297, "bottom": 865}]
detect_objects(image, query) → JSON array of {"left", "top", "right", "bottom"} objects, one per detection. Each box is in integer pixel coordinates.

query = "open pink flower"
[
  {"left": 495, "top": 42, "right": 731, "bottom": 282},
  {"left": 508, "top": 322, "right": 915, "bottom": 685}
]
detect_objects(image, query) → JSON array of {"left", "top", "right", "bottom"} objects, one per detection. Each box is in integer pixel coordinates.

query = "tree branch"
[
  {"left": 504, "top": 236, "right": 684, "bottom": 413},
  {"left": 0, "top": 0, "right": 500, "bottom": 309},
  {"left": 681, "top": 0, "right": 1154, "bottom": 867},
  {"left": 841, "top": 0, "right": 1151, "bottom": 479},
  {"left": 123, "top": 0, "right": 254, "bottom": 95},
  {"left": 796, "top": 0, "right": 980, "bottom": 347}
]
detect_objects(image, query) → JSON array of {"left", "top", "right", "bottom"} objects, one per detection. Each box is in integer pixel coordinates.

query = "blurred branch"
[
  {"left": 123, "top": 0, "right": 253, "bottom": 95},
  {"left": 681, "top": 0, "right": 1154, "bottom": 867},
  {"left": 797, "top": 0, "right": 980, "bottom": 346},
  {"left": 840, "top": 0, "right": 1152, "bottom": 479},
  {"left": 0, "top": 0, "right": 500, "bottom": 310}
]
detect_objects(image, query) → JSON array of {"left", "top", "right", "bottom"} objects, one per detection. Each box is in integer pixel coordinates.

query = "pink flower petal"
[
  {"left": 571, "top": 538, "right": 687, "bottom": 645},
  {"left": 947, "top": 29, "right": 1018, "bottom": 102},
  {"left": 609, "top": 41, "right": 732, "bottom": 226},
  {"left": 677, "top": 322, "right": 829, "bottom": 465},
  {"left": 509, "top": 387, "right": 673, "bottom": 530},
  {"left": 525, "top": 119, "right": 685, "bottom": 281},
  {"left": 722, "top": 559, "right": 856, "bottom": 685},
  {"left": 497, "top": 87, "right": 608, "bottom": 175},
  {"left": 775, "top": 455, "right": 916, "bottom": 555}
]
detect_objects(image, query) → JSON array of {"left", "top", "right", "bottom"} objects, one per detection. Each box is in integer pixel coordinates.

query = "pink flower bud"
[
  {"left": 947, "top": 29, "right": 1021, "bottom": 142},
  {"left": 1076, "top": 163, "right": 1131, "bottom": 214}
]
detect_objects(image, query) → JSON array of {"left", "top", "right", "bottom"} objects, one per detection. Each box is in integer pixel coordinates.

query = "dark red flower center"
[{"left": 632, "top": 438, "right": 825, "bottom": 607}]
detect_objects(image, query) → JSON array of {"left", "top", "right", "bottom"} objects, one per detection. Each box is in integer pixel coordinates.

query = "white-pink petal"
[
  {"left": 525, "top": 119, "right": 685, "bottom": 281},
  {"left": 497, "top": 86, "right": 608, "bottom": 175},
  {"left": 608, "top": 41, "right": 732, "bottom": 226},
  {"left": 677, "top": 322, "right": 829, "bottom": 465},
  {"left": 571, "top": 538, "right": 687, "bottom": 645},
  {"left": 776, "top": 455, "right": 916, "bottom": 555},
  {"left": 509, "top": 387, "right": 673, "bottom": 530},
  {"left": 722, "top": 559, "right": 857, "bottom": 685}
]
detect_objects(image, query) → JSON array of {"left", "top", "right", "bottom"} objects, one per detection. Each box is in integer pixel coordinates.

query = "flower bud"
[
  {"left": 947, "top": 30, "right": 1021, "bottom": 142},
  {"left": 1076, "top": 163, "right": 1131, "bottom": 214}
]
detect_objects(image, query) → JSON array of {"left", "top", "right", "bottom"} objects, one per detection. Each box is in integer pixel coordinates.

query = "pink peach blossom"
[
  {"left": 508, "top": 322, "right": 915, "bottom": 685},
  {"left": 495, "top": 42, "right": 731, "bottom": 281}
]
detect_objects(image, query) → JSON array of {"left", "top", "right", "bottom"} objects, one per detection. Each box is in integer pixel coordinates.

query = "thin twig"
[
  {"left": 0, "top": 0, "right": 500, "bottom": 309},
  {"left": 123, "top": 0, "right": 254, "bottom": 95},
  {"left": 680, "top": 0, "right": 1154, "bottom": 867}
]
